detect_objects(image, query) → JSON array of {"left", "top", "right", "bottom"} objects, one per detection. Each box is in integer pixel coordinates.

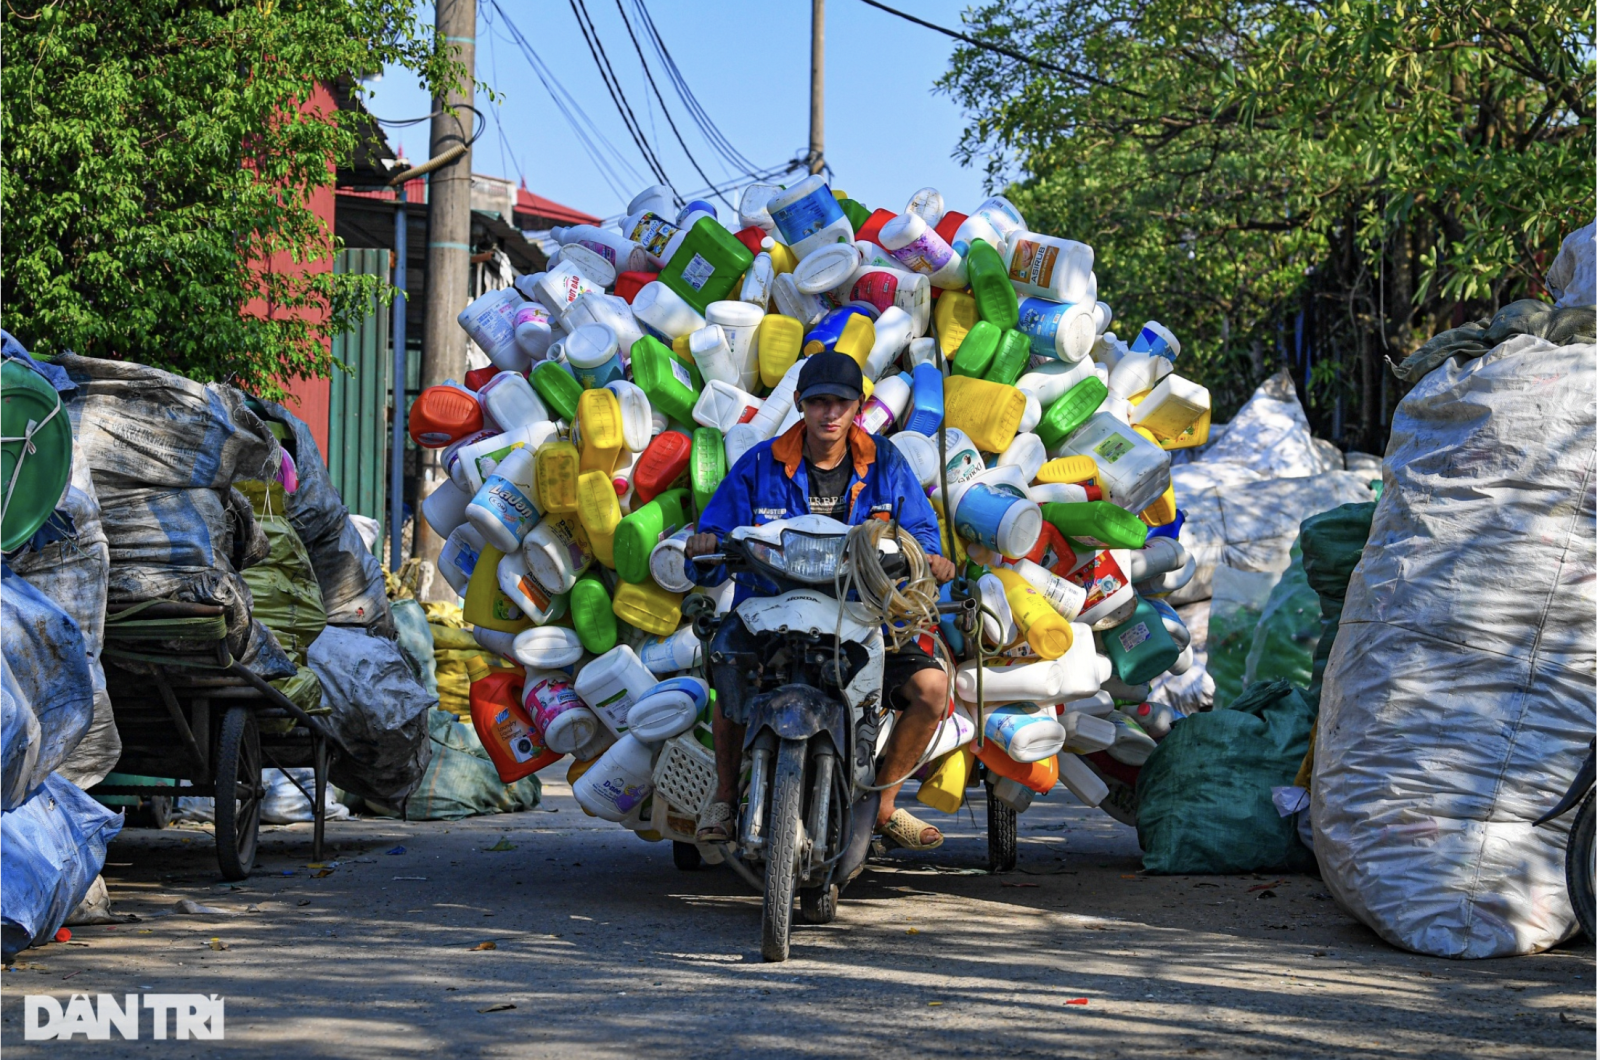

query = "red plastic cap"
[
  {"left": 855, "top": 208, "right": 898, "bottom": 246},
  {"left": 409, "top": 385, "right": 485, "bottom": 448},
  {"left": 464, "top": 365, "right": 499, "bottom": 392},
  {"left": 732, "top": 226, "right": 768, "bottom": 257},
  {"left": 614, "top": 271, "right": 660, "bottom": 304}
]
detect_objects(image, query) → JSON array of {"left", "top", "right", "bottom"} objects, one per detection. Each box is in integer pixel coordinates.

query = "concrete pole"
[
  {"left": 809, "top": 0, "right": 825, "bottom": 176},
  {"left": 417, "top": 0, "right": 475, "bottom": 598}
]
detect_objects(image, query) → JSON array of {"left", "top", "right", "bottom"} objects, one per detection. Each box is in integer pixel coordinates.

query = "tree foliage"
[
  {"left": 2, "top": 1, "right": 463, "bottom": 396},
  {"left": 939, "top": 0, "right": 1594, "bottom": 447}
]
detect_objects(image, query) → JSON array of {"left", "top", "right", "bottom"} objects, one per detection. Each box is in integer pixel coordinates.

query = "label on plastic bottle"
[
  {"left": 512, "top": 574, "right": 553, "bottom": 616},
  {"left": 526, "top": 674, "right": 583, "bottom": 731},
  {"left": 679, "top": 253, "right": 715, "bottom": 291},
  {"left": 1008, "top": 240, "right": 1059, "bottom": 287},
  {"left": 667, "top": 357, "right": 694, "bottom": 392},
  {"left": 515, "top": 304, "right": 551, "bottom": 328},
  {"left": 453, "top": 541, "right": 481, "bottom": 578},
  {"left": 1016, "top": 298, "right": 1069, "bottom": 355},
  {"left": 890, "top": 231, "right": 954, "bottom": 274},
  {"left": 1093, "top": 433, "right": 1136, "bottom": 464},
  {"left": 851, "top": 272, "right": 901, "bottom": 313},
  {"left": 493, "top": 708, "right": 540, "bottom": 763},
  {"left": 576, "top": 239, "right": 618, "bottom": 264},
  {"left": 629, "top": 215, "right": 680, "bottom": 258},
  {"left": 770, "top": 187, "right": 846, "bottom": 244},
  {"left": 1070, "top": 551, "right": 1130, "bottom": 613},
  {"left": 592, "top": 688, "right": 635, "bottom": 732},
  {"left": 1117, "top": 621, "right": 1152, "bottom": 652},
  {"left": 477, "top": 475, "right": 539, "bottom": 535}
]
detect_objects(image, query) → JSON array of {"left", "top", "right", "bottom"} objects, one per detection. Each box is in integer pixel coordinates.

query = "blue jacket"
[{"left": 687, "top": 420, "right": 943, "bottom": 600}]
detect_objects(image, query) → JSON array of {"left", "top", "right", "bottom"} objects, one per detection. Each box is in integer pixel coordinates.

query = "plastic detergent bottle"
[
  {"left": 692, "top": 380, "right": 762, "bottom": 433},
  {"left": 691, "top": 428, "right": 727, "bottom": 512},
  {"left": 757, "top": 314, "right": 805, "bottom": 387},
  {"left": 522, "top": 262, "right": 603, "bottom": 320},
  {"left": 767, "top": 175, "right": 857, "bottom": 259},
  {"left": 901, "top": 363, "right": 945, "bottom": 437},
  {"left": 740, "top": 251, "right": 778, "bottom": 308},
  {"left": 632, "top": 430, "right": 692, "bottom": 505},
  {"left": 422, "top": 478, "right": 471, "bottom": 539},
  {"left": 974, "top": 735, "right": 1059, "bottom": 794},
  {"left": 513, "top": 624, "right": 584, "bottom": 670},
  {"left": 749, "top": 361, "right": 803, "bottom": 439},
  {"left": 468, "top": 661, "right": 554, "bottom": 783},
  {"left": 855, "top": 372, "right": 910, "bottom": 435},
  {"left": 639, "top": 624, "right": 701, "bottom": 673},
  {"left": 600, "top": 380, "right": 653, "bottom": 454},
  {"left": 1130, "top": 375, "right": 1210, "bottom": 442},
  {"left": 631, "top": 282, "right": 707, "bottom": 342},
  {"left": 1052, "top": 412, "right": 1171, "bottom": 514},
  {"left": 523, "top": 513, "right": 593, "bottom": 594},
  {"left": 988, "top": 566, "right": 1074, "bottom": 659},
  {"left": 934, "top": 289, "right": 979, "bottom": 358},
  {"left": 1103, "top": 596, "right": 1180, "bottom": 684},
  {"left": 955, "top": 656, "right": 1067, "bottom": 703},
  {"left": 630, "top": 336, "right": 702, "bottom": 427},
  {"left": 533, "top": 440, "right": 582, "bottom": 515},
  {"left": 524, "top": 668, "right": 599, "bottom": 755},
  {"left": 1070, "top": 549, "right": 1135, "bottom": 626},
  {"left": 1130, "top": 320, "right": 1181, "bottom": 361},
  {"left": 570, "top": 575, "right": 618, "bottom": 655},
  {"left": 984, "top": 329, "right": 1033, "bottom": 387},
  {"left": 576, "top": 388, "right": 625, "bottom": 474},
  {"left": 1060, "top": 710, "right": 1116, "bottom": 754},
  {"left": 964, "top": 238, "right": 1020, "bottom": 330},
  {"left": 704, "top": 301, "right": 765, "bottom": 393},
  {"left": 454, "top": 421, "right": 562, "bottom": 494},
  {"left": 1035, "top": 376, "right": 1110, "bottom": 449},
  {"left": 457, "top": 286, "right": 526, "bottom": 371},
  {"left": 863, "top": 306, "right": 915, "bottom": 380},
  {"left": 612, "top": 579, "right": 684, "bottom": 636},
  {"left": 614, "top": 270, "right": 659, "bottom": 304},
  {"left": 771, "top": 272, "right": 828, "bottom": 327},
  {"left": 471, "top": 626, "right": 520, "bottom": 663},
  {"left": 572, "top": 733, "right": 655, "bottom": 822},
  {"left": 879, "top": 212, "right": 967, "bottom": 289},
  {"left": 1118, "top": 700, "right": 1179, "bottom": 740},
  {"left": 464, "top": 544, "right": 534, "bottom": 634},
  {"left": 1056, "top": 751, "right": 1109, "bottom": 808},
  {"left": 794, "top": 242, "right": 859, "bottom": 294},
  {"left": 574, "top": 644, "right": 657, "bottom": 734},
  {"left": 1012, "top": 557, "right": 1087, "bottom": 621},
  {"left": 1106, "top": 348, "right": 1174, "bottom": 408},
  {"left": 576, "top": 470, "right": 622, "bottom": 567},
  {"left": 531, "top": 361, "right": 582, "bottom": 424},
  {"left": 1017, "top": 297, "right": 1097, "bottom": 363},
  {"left": 1126, "top": 537, "right": 1186, "bottom": 581},
  {"left": 1036, "top": 454, "right": 1100, "bottom": 487},
  {"left": 549, "top": 223, "right": 649, "bottom": 273},
  {"left": 937, "top": 427, "right": 986, "bottom": 489},
  {"left": 841, "top": 266, "right": 931, "bottom": 337},
  {"left": 952, "top": 196, "right": 1028, "bottom": 253},
  {"left": 512, "top": 302, "right": 556, "bottom": 362},
  {"left": 614, "top": 488, "right": 690, "bottom": 585},
  {"left": 564, "top": 293, "right": 644, "bottom": 358},
  {"left": 563, "top": 324, "right": 623, "bottom": 391},
  {"left": 478, "top": 371, "right": 549, "bottom": 433},
  {"left": 554, "top": 243, "right": 617, "bottom": 289},
  {"left": 660, "top": 218, "right": 754, "bottom": 314},
  {"left": 943, "top": 376, "right": 1026, "bottom": 454},
  {"left": 951, "top": 320, "right": 1002, "bottom": 378},
  {"left": 688, "top": 324, "right": 741, "bottom": 388},
  {"left": 1017, "top": 358, "right": 1101, "bottom": 409},
  {"left": 953, "top": 467, "right": 1041, "bottom": 560},
  {"left": 465, "top": 445, "right": 541, "bottom": 554},
  {"left": 975, "top": 571, "right": 1018, "bottom": 649},
  {"left": 410, "top": 384, "right": 486, "bottom": 448},
  {"left": 438, "top": 523, "right": 486, "bottom": 597},
  {"left": 1003, "top": 233, "right": 1095, "bottom": 304},
  {"left": 1042, "top": 501, "right": 1149, "bottom": 551},
  {"left": 1138, "top": 483, "right": 1179, "bottom": 528},
  {"left": 627, "top": 676, "right": 710, "bottom": 743},
  {"left": 738, "top": 182, "right": 782, "bottom": 232},
  {"left": 997, "top": 432, "right": 1046, "bottom": 484},
  {"left": 621, "top": 210, "right": 686, "bottom": 268},
  {"left": 497, "top": 549, "right": 568, "bottom": 625},
  {"left": 917, "top": 748, "right": 973, "bottom": 815}
]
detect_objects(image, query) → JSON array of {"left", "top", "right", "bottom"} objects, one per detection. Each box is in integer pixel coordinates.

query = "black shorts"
[{"left": 883, "top": 635, "right": 944, "bottom": 710}]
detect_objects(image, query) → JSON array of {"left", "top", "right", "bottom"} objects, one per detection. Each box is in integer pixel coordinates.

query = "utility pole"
[
  {"left": 809, "top": 0, "right": 825, "bottom": 175},
  {"left": 417, "top": 0, "right": 476, "bottom": 598}
]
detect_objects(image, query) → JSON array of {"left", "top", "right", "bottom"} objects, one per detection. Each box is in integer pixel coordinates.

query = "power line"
[
  {"left": 568, "top": 0, "right": 676, "bottom": 194},
  {"left": 612, "top": 0, "right": 735, "bottom": 211}
]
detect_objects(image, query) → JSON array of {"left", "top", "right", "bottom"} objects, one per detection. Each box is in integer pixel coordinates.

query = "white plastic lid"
[
  {"left": 704, "top": 299, "right": 765, "bottom": 328},
  {"left": 793, "top": 243, "right": 860, "bottom": 295},
  {"left": 565, "top": 323, "right": 619, "bottom": 368}
]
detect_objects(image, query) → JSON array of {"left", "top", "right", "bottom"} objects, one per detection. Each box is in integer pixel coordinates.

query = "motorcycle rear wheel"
[
  {"left": 987, "top": 780, "right": 1018, "bottom": 874},
  {"left": 761, "top": 740, "right": 807, "bottom": 962},
  {"left": 800, "top": 883, "right": 838, "bottom": 925},
  {"left": 1567, "top": 791, "right": 1595, "bottom": 941}
]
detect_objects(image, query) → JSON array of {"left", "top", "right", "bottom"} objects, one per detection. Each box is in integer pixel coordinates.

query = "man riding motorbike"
[{"left": 684, "top": 351, "right": 958, "bottom": 852}]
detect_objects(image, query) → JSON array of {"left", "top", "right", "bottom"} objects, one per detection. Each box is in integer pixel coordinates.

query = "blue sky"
[{"left": 364, "top": 0, "right": 994, "bottom": 222}]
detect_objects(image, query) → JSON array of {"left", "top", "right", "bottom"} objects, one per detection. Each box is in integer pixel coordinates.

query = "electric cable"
[
  {"left": 632, "top": 0, "right": 765, "bottom": 177},
  {"left": 568, "top": 0, "right": 676, "bottom": 192}
]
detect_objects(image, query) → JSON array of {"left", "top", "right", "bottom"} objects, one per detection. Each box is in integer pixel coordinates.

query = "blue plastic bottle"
[{"left": 903, "top": 362, "right": 945, "bottom": 435}]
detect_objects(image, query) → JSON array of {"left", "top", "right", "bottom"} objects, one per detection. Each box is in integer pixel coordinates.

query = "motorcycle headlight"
[{"left": 746, "top": 531, "right": 847, "bottom": 584}]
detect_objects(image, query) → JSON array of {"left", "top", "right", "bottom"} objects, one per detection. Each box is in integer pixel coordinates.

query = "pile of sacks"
[{"left": 414, "top": 177, "right": 1213, "bottom": 839}]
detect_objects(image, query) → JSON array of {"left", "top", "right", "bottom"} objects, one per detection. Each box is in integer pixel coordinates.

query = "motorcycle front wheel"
[
  {"left": 761, "top": 739, "right": 807, "bottom": 962},
  {"left": 1567, "top": 791, "right": 1595, "bottom": 941}
]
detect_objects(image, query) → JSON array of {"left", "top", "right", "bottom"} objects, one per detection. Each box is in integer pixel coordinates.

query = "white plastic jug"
[
  {"left": 905, "top": 187, "right": 946, "bottom": 225},
  {"left": 497, "top": 548, "right": 565, "bottom": 624},
  {"left": 512, "top": 625, "right": 584, "bottom": 670},
  {"left": 553, "top": 242, "right": 617, "bottom": 289},
  {"left": 628, "top": 183, "right": 676, "bottom": 220},
  {"left": 471, "top": 626, "right": 519, "bottom": 662},
  {"left": 950, "top": 465, "right": 1041, "bottom": 560},
  {"left": 524, "top": 262, "right": 602, "bottom": 319},
  {"left": 748, "top": 361, "right": 803, "bottom": 439},
  {"left": 478, "top": 371, "right": 549, "bottom": 433},
  {"left": 639, "top": 624, "right": 701, "bottom": 672},
  {"left": 704, "top": 301, "right": 765, "bottom": 393},
  {"left": 421, "top": 477, "right": 471, "bottom": 539},
  {"left": 621, "top": 210, "right": 687, "bottom": 268},
  {"left": 838, "top": 265, "right": 931, "bottom": 338},
  {"left": 572, "top": 733, "right": 655, "bottom": 822},
  {"left": 1016, "top": 358, "right": 1101, "bottom": 408},
  {"left": 1012, "top": 558, "right": 1087, "bottom": 621},
  {"left": 455, "top": 422, "right": 562, "bottom": 495},
  {"left": 1071, "top": 549, "right": 1136, "bottom": 626},
  {"left": 980, "top": 703, "right": 1066, "bottom": 763},
  {"left": 1004, "top": 233, "right": 1095, "bottom": 304},
  {"left": 524, "top": 668, "right": 600, "bottom": 755},
  {"left": 1060, "top": 709, "right": 1116, "bottom": 754},
  {"left": 955, "top": 657, "right": 1068, "bottom": 703},
  {"left": 766, "top": 175, "right": 856, "bottom": 259},
  {"left": 771, "top": 273, "right": 827, "bottom": 327},
  {"left": 457, "top": 286, "right": 526, "bottom": 371},
  {"left": 738, "top": 183, "right": 783, "bottom": 233},
  {"left": 976, "top": 571, "right": 1017, "bottom": 648},
  {"left": 465, "top": 446, "right": 540, "bottom": 554},
  {"left": 602, "top": 380, "right": 654, "bottom": 452},
  {"left": 626, "top": 676, "right": 709, "bottom": 743},
  {"left": 920, "top": 708, "right": 975, "bottom": 764},
  {"left": 794, "top": 243, "right": 860, "bottom": 295},
  {"left": 1057, "top": 751, "right": 1109, "bottom": 807},
  {"left": 563, "top": 293, "right": 643, "bottom": 362},
  {"left": 1050, "top": 412, "right": 1171, "bottom": 513},
  {"left": 951, "top": 196, "right": 1028, "bottom": 252},
  {"left": 549, "top": 224, "right": 649, "bottom": 274},
  {"left": 740, "top": 252, "right": 777, "bottom": 309},
  {"left": 997, "top": 432, "right": 1046, "bottom": 484},
  {"left": 724, "top": 423, "right": 764, "bottom": 467},
  {"left": 1018, "top": 391, "right": 1043, "bottom": 435},
  {"left": 939, "top": 428, "right": 986, "bottom": 489},
  {"left": 631, "top": 281, "right": 706, "bottom": 341},
  {"left": 692, "top": 380, "right": 761, "bottom": 433},
  {"left": 649, "top": 526, "right": 696, "bottom": 594},
  {"left": 438, "top": 523, "right": 486, "bottom": 597},
  {"left": 905, "top": 336, "right": 938, "bottom": 369},
  {"left": 855, "top": 371, "right": 910, "bottom": 435},
  {"left": 523, "top": 513, "right": 593, "bottom": 594},
  {"left": 878, "top": 212, "right": 967, "bottom": 290},
  {"left": 1107, "top": 348, "right": 1174, "bottom": 401},
  {"left": 1062, "top": 690, "right": 1116, "bottom": 717},
  {"left": 564, "top": 323, "right": 624, "bottom": 391},
  {"left": 574, "top": 645, "right": 658, "bottom": 735},
  {"left": 889, "top": 430, "right": 939, "bottom": 489},
  {"left": 688, "top": 324, "right": 740, "bottom": 388},
  {"left": 1127, "top": 537, "right": 1187, "bottom": 581},
  {"left": 990, "top": 776, "right": 1036, "bottom": 814},
  {"left": 513, "top": 302, "right": 555, "bottom": 363},
  {"left": 863, "top": 306, "right": 915, "bottom": 380}
]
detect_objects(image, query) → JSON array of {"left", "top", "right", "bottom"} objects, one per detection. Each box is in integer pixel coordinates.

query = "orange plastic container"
[
  {"left": 974, "top": 737, "right": 1060, "bottom": 794},
  {"left": 409, "top": 385, "right": 484, "bottom": 448},
  {"left": 632, "top": 430, "right": 692, "bottom": 505},
  {"left": 468, "top": 660, "right": 560, "bottom": 782}
]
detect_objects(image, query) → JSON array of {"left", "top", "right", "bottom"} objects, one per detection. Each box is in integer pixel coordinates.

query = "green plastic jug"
[
  {"left": 659, "top": 217, "right": 755, "bottom": 314},
  {"left": 964, "top": 237, "right": 1019, "bottom": 330},
  {"left": 1103, "top": 596, "right": 1180, "bottom": 684},
  {"left": 1041, "top": 500, "right": 1150, "bottom": 551},
  {"left": 613, "top": 488, "right": 692, "bottom": 585},
  {"left": 983, "top": 328, "right": 1033, "bottom": 387},
  {"left": 691, "top": 428, "right": 727, "bottom": 513},
  {"left": 532, "top": 361, "right": 583, "bottom": 424},
  {"left": 1035, "top": 376, "right": 1109, "bottom": 449},
  {"left": 950, "top": 320, "right": 1002, "bottom": 378},
  {"left": 570, "top": 575, "right": 618, "bottom": 654},
  {"left": 631, "top": 336, "right": 702, "bottom": 427}
]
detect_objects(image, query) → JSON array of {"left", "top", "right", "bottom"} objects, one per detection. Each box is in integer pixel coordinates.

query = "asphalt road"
[{"left": 2, "top": 776, "right": 1594, "bottom": 1058}]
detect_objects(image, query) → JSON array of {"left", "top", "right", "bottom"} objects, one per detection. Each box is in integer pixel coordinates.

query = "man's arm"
[{"left": 684, "top": 443, "right": 761, "bottom": 587}]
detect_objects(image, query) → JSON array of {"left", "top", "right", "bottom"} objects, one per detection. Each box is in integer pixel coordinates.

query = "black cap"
[{"left": 795, "top": 350, "right": 864, "bottom": 405}]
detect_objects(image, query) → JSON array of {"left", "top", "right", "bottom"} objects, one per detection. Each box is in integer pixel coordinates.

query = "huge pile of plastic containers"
[{"left": 416, "top": 177, "right": 1210, "bottom": 840}]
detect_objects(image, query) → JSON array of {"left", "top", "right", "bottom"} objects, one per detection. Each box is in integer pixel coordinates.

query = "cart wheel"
[
  {"left": 986, "top": 780, "right": 1017, "bottom": 874},
  {"left": 148, "top": 795, "right": 172, "bottom": 830},
  {"left": 672, "top": 841, "right": 703, "bottom": 871},
  {"left": 213, "top": 706, "right": 261, "bottom": 881}
]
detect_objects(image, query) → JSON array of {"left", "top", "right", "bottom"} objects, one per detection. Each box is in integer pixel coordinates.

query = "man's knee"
[{"left": 900, "top": 667, "right": 948, "bottom": 717}]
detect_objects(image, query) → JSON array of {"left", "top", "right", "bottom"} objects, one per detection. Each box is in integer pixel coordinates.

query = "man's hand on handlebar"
[
  {"left": 685, "top": 533, "right": 720, "bottom": 561},
  {"left": 928, "top": 554, "right": 957, "bottom": 584}
]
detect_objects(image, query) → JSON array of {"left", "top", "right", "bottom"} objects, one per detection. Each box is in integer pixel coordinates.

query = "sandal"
[
  {"left": 876, "top": 808, "right": 943, "bottom": 851},
  {"left": 696, "top": 800, "right": 735, "bottom": 843}
]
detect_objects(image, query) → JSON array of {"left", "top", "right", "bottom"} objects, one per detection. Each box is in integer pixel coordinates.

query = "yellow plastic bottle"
[
  {"left": 1036, "top": 455, "right": 1100, "bottom": 486},
  {"left": 463, "top": 544, "right": 535, "bottom": 634},
  {"left": 917, "top": 748, "right": 974, "bottom": 814},
  {"left": 611, "top": 579, "right": 684, "bottom": 636},
  {"left": 943, "top": 375, "right": 1027, "bottom": 454},
  {"left": 576, "top": 469, "right": 622, "bottom": 568},
  {"left": 834, "top": 314, "right": 877, "bottom": 371},
  {"left": 934, "top": 289, "right": 979, "bottom": 358},
  {"left": 671, "top": 332, "right": 695, "bottom": 365},
  {"left": 930, "top": 499, "right": 970, "bottom": 570},
  {"left": 767, "top": 241, "right": 798, "bottom": 274},
  {"left": 577, "top": 388, "right": 624, "bottom": 473},
  {"left": 988, "top": 566, "right": 1073, "bottom": 659},
  {"left": 1155, "top": 407, "right": 1211, "bottom": 451},
  {"left": 1139, "top": 482, "right": 1178, "bottom": 527},
  {"left": 534, "top": 440, "right": 581, "bottom": 513},
  {"left": 758, "top": 314, "right": 805, "bottom": 387}
]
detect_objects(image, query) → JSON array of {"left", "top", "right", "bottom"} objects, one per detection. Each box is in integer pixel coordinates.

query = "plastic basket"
[{"left": 651, "top": 732, "right": 717, "bottom": 842}]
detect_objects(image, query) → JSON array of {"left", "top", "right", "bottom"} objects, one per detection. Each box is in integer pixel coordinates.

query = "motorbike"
[
  {"left": 687, "top": 514, "right": 976, "bottom": 961},
  {"left": 1534, "top": 738, "right": 1595, "bottom": 941}
]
